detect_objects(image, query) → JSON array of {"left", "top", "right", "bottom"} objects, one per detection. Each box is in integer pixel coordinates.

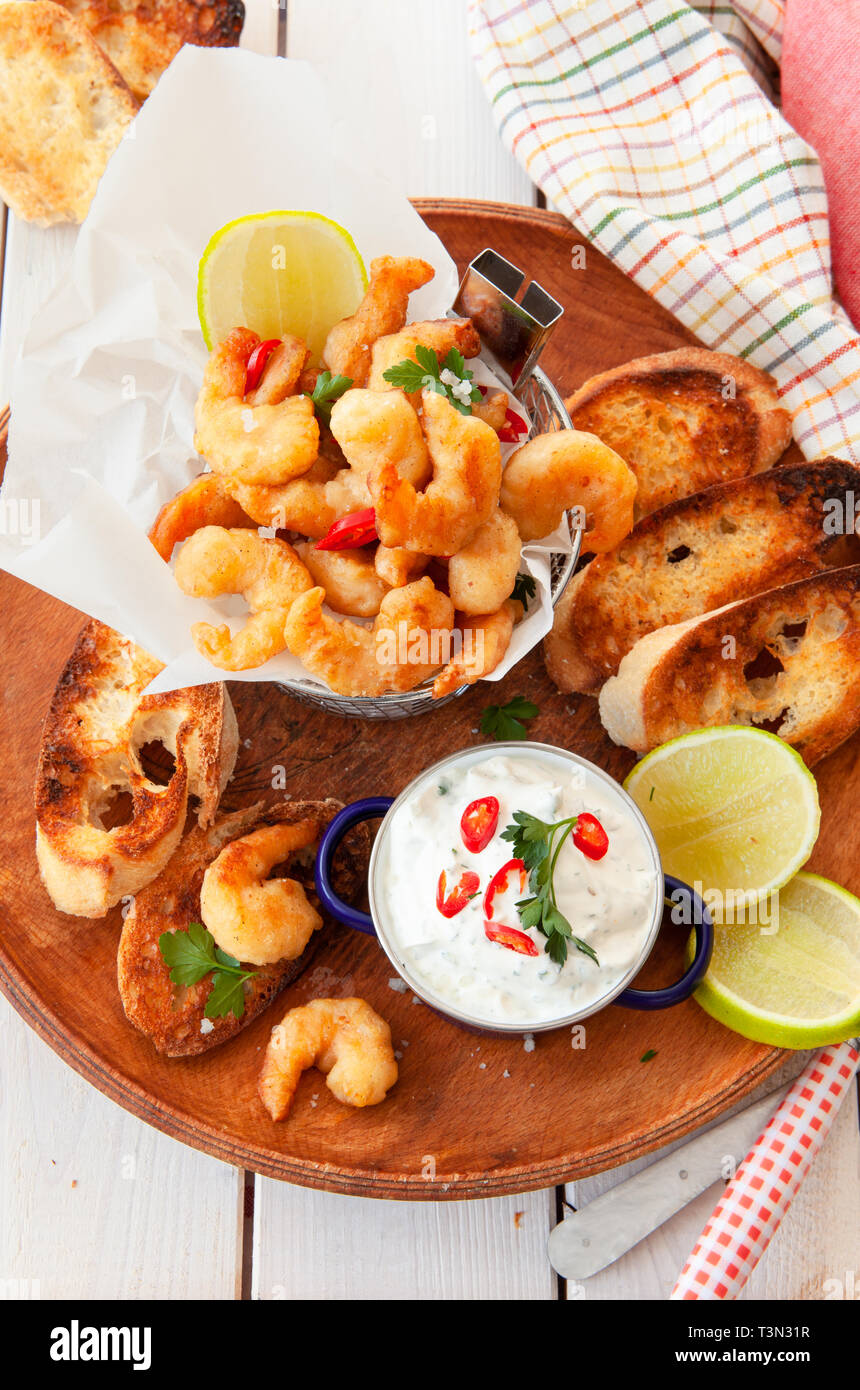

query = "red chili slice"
[
  {"left": 483, "top": 857, "right": 527, "bottom": 919},
  {"left": 484, "top": 919, "right": 538, "bottom": 956},
  {"left": 460, "top": 795, "right": 500, "bottom": 853},
  {"left": 572, "top": 812, "right": 609, "bottom": 861},
  {"left": 244, "top": 338, "right": 281, "bottom": 395},
  {"left": 436, "top": 868, "right": 480, "bottom": 918},
  {"left": 497, "top": 406, "right": 529, "bottom": 443},
  {"left": 315, "top": 507, "right": 378, "bottom": 551}
]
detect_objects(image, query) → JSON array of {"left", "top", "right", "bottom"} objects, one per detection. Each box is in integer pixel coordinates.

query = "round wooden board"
[{"left": 6, "top": 196, "right": 839, "bottom": 1201}]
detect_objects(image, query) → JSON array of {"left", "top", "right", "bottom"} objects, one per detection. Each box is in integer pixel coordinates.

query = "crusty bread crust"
[
  {"left": 35, "top": 620, "right": 238, "bottom": 917},
  {"left": 117, "top": 799, "right": 369, "bottom": 1056},
  {"left": 599, "top": 566, "right": 860, "bottom": 765},
  {"left": 545, "top": 459, "right": 860, "bottom": 694},
  {"left": 565, "top": 347, "right": 792, "bottom": 517},
  {"left": 57, "top": 0, "right": 245, "bottom": 102},
  {"left": 0, "top": 2, "right": 138, "bottom": 226}
]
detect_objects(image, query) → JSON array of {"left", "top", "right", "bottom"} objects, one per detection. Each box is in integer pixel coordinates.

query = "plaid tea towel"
[{"left": 469, "top": 0, "right": 860, "bottom": 464}]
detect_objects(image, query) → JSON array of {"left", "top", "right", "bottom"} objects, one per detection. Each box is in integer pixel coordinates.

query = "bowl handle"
[
  {"left": 614, "top": 874, "right": 713, "bottom": 1011},
  {"left": 315, "top": 798, "right": 394, "bottom": 936}
]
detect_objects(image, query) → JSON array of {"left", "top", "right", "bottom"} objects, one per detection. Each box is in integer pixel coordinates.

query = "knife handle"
[{"left": 671, "top": 1040, "right": 860, "bottom": 1300}]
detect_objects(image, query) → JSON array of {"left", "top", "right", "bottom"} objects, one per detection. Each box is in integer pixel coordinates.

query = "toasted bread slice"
[
  {"left": 35, "top": 620, "right": 238, "bottom": 917},
  {"left": 0, "top": 2, "right": 138, "bottom": 226},
  {"left": 599, "top": 566, "right": 860, "bottom": 765},
  {"left": 546, "top": 459, "right": 860, "bottom": 694},
  {"left": 565, "top": 348, "right": 792, "bottom": 517},
  {"left": 57, "top": 0, "right": 245, "bottom": 103},
  {"left": 117, "top": 799, "right": 369, "bottom": 1056}
]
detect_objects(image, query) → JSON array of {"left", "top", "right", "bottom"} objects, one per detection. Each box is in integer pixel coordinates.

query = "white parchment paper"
[{"left": 0, "top": 48, "right": 570, "bottom": 694}]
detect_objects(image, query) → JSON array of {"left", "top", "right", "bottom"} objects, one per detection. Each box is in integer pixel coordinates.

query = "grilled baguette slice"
[
  {"left": 57, "top": 0, "right": 245, "bottom": 103},
  {"left": 565, "top": 348, "right": 792, "bottom": 517},
  {"left": 545, "top": 459, "right": 860, "bottom": 694},
  {"left": 0, "top": 2, "right": 138, "bottom": 226},
  {"left": 599, "top": 565, "right": 860, "bottom": 765},
  {"left": 35, "top": 620, "right": 238, "bottom": 917},
  {"left": 117, "top": 799, "right": 369, "bottom": 1056}
]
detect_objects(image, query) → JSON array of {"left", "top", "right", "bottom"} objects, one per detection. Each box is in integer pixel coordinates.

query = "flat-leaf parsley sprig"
[
  {"left": 480, "top": 696, "right": 539, "bottom": 741},
  {"left": 305, "top": 370, "right": 353, "bottom": 425},
  {"left": 382, "top": 346, "right": 482, "bottom": 414},
  {"left": 500, "top": 812, "right": 600, "bottom": 967},
  {"left": 158, "top": 920, "right": 258, "bottom": 1020}
]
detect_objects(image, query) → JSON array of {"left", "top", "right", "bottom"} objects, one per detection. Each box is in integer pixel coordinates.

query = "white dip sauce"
[{"left": 374, "top": 749, "right": 660, "bottom": 1027}]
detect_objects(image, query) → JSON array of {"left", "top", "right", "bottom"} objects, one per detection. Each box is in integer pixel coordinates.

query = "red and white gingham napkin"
[{"left": 671, "top": 1040, "right": 860, "bottom": 1299}]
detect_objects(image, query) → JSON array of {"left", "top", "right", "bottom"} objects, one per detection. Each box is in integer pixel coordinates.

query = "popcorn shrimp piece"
[
  {"left": 432, "top": 600, "right": 521, "bottom": 699},
  {"left": 295, "top": 541, "right": 389, "bottom": 618},
  {"left": 367, "top": 317, "right": 481, "bottom": 394},
  {"left": 447, "top": 508, "right": 522, "bottom": 614},
  {"left": 329, "top": 388, "right": 431, "bottom": 488},
  {"left": 174, "top": 527, "right": 313, "bottom": 671},
  {"left": 284, "top": 577, "right": 455, "bottom": 696},
  {"left": 500, "top": 430, "right": 637, "bottom": 551},
  {"left": 200, "top": 819, "right": 322, "bottom": 966},
  {"left": 374, "top": 544, "right": 428, "bottom": 588},
  {"left": 322, "top": 256, "right": 435, "bottom": 386},
  {"left": 245, "top": 335, "right": 309, "bottom": 406},
  {"left": 368, "top": 389, "right": 502, "bottom": 555},
  {"left": 149, "top": 473, "right": 257, "bottom": 561},
  {"left": 259, "top": 997, "right": 398, "bottom": 1121},
  {"left": 194, "top": 328, "right": 319, "bottom": 486},
  {"left": 228, "top": 462, "right": 370, "bottom": 536},
  {"left": 472, "top": 389, "right": 509, "bottom": 431}
]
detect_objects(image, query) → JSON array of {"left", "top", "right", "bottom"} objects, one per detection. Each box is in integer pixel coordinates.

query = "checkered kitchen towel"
[{"left": 469, "top": 0, "right": 860, "bottom": 464}]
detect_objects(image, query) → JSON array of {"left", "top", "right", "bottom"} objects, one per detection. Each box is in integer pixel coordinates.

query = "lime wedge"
[
  {"left": 197, "top": 210, "right": 367, "bottom": 359},
  {"left": 691, "top": 872, "right": 860, "bottom": 1047},
  {"left": 624, "top": 726, "right": 820, "bottom": 915}
]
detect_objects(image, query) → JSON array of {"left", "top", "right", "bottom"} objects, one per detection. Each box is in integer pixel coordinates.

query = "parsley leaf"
[
  {"left": 640, "top": 1049, "right": 658, "bottom": 1063},
  {"left": 306, "top": 370, "right": 353, "bottom": 425},
  {"left": 382, "top": 345, "right": 482, "bottom": 415},
  {"left": 158, "top": 921, "right": 257, "bottom": 1020},
  {"left": 510, "top": 572, "right": 537, "bottom": 607},
  {"left": 480, "top": 696, "right": 539, "bottom": 742},
  {"left": 500, "top": 811, "right": 601, "bottom": 968}
]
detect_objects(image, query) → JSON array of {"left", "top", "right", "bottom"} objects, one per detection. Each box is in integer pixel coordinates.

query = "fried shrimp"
[
  {"left": 149, "top": 473, "right": 257, "bottom": 562},
  {"left": 500, "top": 429, "right": 637, "bottom": 551},
  {"left": 368, "top": 389, "right": 502, "bottom": 555},
  {"left": 447, "top": 508, "right": 522, "bottom": 614},
  {"left": 432, "top": 600, "right": 521, "bottom": 699},
  {"left": 200, "top": 819, "right": 322, "bottom": 966},
  {"left": 374, "top": 544, "right": 428, "bottom": 588},
  {"left": 194, "top": 328, "right": 319, "bottom": 486},
  {"left": 322, "top": 255, "right": 435, "bottom": 386},
  {"left": 295, "top": 541, "right": 389, "bottom": 617},
  {"left": 329, "top": 388, "right": 431, "bottom": 488},
  {"left": 472, "top": 389, "right": 509, "bottom": 432},
  {"left": 284, "top": 577, "right": 455, "bottom": 696},
  {"left": 367, "top": 317, "right": 481, "bottom": 394},
  {"left": 174, "top": 527, "right": 313, "bottom": 670},
  {"left": 259, "top": 997, "right": 398, "bottom": 1120},
  {"left": 245, "top": 334, "right": 309, "bottom": 406},
  {"left": 229, "top": 463, "right": 371, "bottom": 536}
]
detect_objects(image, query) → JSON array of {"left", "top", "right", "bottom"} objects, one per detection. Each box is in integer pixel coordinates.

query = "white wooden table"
[{"left": 1, "top": 0, "right": 857, "bottom": 1302}]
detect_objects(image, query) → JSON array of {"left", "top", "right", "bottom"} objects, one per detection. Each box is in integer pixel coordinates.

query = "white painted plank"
[
  {"left": 287, "top": 0, "right": 534, "bottom": 205},
  {"left": 0, "top": 995, "right": 244, "bottom": 1299},
  {"left": 240, "top": 0, "right": 281, "bottom": 57},
  {"left": 252, "top": 1182, "right": 556, "bottom": 1300},
  {"left": 562, "top": 1054, "right": 860, "bottom": 1300}
]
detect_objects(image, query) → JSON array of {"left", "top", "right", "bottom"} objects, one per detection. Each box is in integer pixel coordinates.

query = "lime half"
[
  {"left": 197, "top": 210, "right": 367, "bottom": 359},
  {"left": 691, "top": 872, "right": 860, "bottom": 1047},
  {"left": 624, "top": 726, "right": 820, "bottom": 916}
]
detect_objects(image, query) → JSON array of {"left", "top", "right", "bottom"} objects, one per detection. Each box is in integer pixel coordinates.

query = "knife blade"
[{"left": 547, "top": 1082, "right": 791, "bottom": 1280}]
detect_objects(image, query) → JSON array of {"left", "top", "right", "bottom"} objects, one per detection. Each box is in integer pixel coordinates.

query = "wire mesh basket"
[{"left": 276, "top": 365, "right": 578, "bottom": 721}]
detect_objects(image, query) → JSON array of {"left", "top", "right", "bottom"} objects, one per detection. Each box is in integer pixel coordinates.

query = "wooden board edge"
[{"left": 0, "top": 951, "right": 784, "bottom": 1200}]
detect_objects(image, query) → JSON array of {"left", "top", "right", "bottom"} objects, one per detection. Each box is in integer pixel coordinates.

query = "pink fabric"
[{"left": 782, "top": 0, "right": 860, "bottom": 329}]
